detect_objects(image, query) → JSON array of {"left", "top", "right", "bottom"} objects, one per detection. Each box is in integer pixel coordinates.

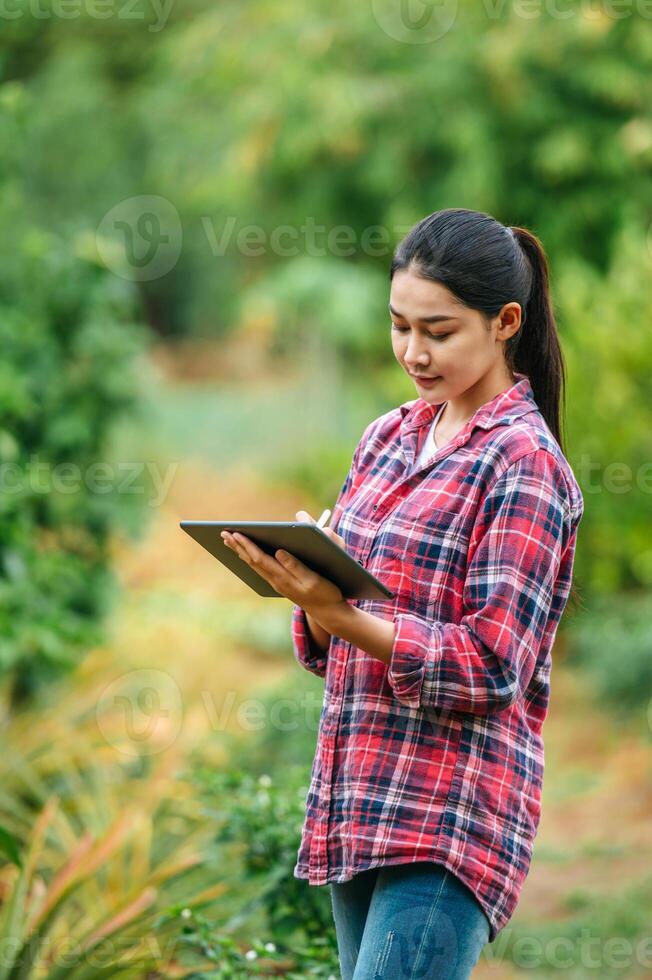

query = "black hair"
[
  {"left": 389, "top": 207, "right": 568, "bottom": 455},
  {"left": 390, "top": 208, "right": 585, "bottom": 612}
]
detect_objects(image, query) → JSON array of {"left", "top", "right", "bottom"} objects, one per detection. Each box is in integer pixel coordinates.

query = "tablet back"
[{"left": 179, "top": 520, "right": 394, "bottom": 600}]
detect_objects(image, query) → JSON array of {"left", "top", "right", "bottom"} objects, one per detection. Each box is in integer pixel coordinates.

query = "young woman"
[{"left": 220, "top": 208, "right": 584, "bottom": 979}]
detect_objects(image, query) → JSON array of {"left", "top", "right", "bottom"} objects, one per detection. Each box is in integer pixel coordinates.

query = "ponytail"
[
  {"left": 508, "top": 227, "right": 581, "bottom": 611},
  {"left": 507, "top": 227, "right": 567, "bottom": 456}
]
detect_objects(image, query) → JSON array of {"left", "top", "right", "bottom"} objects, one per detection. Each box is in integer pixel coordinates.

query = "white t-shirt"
[{"left": 415, "top": 401, "right": 447, "bottom": 467}]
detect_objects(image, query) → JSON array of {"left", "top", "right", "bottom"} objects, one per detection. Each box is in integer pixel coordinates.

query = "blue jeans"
[{"left": 329, "top": 861, "right": 491, "bottom": 979}]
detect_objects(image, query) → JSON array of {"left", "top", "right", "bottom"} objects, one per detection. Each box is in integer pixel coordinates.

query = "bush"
[
  {"left": 565, "top": 591, "right": 652, "bottom": 717},
  {"left": 184, "top": 672, "right": 341, "bottom": 976},
  {"left": 0, "top": 226, "right": 148, "bottom": 705}
]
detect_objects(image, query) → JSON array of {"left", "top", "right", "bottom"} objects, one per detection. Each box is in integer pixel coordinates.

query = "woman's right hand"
[{"left": 296, "top": 510, "right": 346, "bottom": 550}]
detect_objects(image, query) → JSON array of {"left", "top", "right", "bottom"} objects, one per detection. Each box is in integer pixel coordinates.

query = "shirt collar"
[{"left": 399, "top": 372, "right": 538, "bottom": 435}]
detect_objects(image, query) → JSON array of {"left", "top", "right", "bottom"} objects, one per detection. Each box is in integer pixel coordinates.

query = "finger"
[
  {"left": 296, "top": 510, "right": 315, "bottom": 524},
  {"left": 274, "top": 548, "right": 313, "bottom": 580},
  {"left": 221, "top": 531, "right": 248, "bottom": 562},
  {"left": 233, "top": 534, "right": 306, "bottom": 589},
  {"left": 224, "top": 533, "right": 285, "bottom": 588},
  {"left": 221, "top": 531, "right": 258, "bottom": 562},
  {"left": 230, "top": 532, "right": 261, "bottom": 564}
]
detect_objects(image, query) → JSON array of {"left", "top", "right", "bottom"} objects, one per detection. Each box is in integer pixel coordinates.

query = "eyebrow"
[{"left": 388, "top": 303, "right": 457, "bottom": 324}]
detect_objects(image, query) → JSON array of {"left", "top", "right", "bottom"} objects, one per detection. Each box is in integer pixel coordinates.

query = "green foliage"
[
  {"left": 0, "top": 234, "right": 148, "bottom": 702},
  {"left": 191, "top": 760, "right": 336, "bottom": 944},
  {"left": 0, "top": 760, "right": 221, "bottom": 980},
  {"left": 185, "top": 672, "right": 340, "bottom": 976},
  {"left": 136, "top": 1, "right": 652, "bottom": 332},
  {"left": 565, "top": 591, "right": 652, "bottom": 716},
  {"left": 556, "top": 229, "right": 652, "bottom": 597},
  {"left": 5, "top": 1, "right": 651, "bottom": 343},
  {"left": 0, "top": 83, "right": 149, "bottom": 703},
  {"left": 240, "top": 256, "right": 390, "bottom": 361},
  {"left": 172, "top": 919, "right": 338, "bottom": 979}
]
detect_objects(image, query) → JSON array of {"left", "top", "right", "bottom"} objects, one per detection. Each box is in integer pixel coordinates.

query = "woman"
[{"left": 221, "top": 208, "right": 584, "bottom": 978}]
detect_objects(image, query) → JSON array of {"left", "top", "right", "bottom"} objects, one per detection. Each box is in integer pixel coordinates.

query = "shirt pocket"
[{"left": 366, "top": 490, "right": 470, "bottom": 614}]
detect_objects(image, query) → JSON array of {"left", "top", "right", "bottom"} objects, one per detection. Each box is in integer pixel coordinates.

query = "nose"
[{"left": 404, "top": 335, "right": 432, "bottom": 371}]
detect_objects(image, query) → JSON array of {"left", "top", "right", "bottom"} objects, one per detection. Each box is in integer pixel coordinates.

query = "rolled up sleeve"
[
  {"left": 387, "top": 449, "right": 575, "bottom": 714},
  {"left": 291, "top": 603, "right": 330, "bottom": 677}
]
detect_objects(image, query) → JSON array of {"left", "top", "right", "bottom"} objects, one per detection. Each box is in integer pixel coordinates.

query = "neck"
[{"left": 438, "top": 369, "right": 517, "bottom": 427}]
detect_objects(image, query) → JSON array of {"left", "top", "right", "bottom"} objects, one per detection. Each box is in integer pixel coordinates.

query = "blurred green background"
[{"left": 0, "top": 2, "right": 651, "bottom": 977}]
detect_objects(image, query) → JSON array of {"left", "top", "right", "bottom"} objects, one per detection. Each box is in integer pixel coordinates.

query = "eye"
[{"left": 391, "top": 322, "right": 451, "bottom": 341}]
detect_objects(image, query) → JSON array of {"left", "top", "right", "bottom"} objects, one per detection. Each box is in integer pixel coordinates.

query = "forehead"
[{"left": 389, "top": 268, "right": 465, "bottom": 318}]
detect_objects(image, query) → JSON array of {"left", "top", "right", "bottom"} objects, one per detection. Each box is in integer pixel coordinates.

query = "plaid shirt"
[{"left": 290, "top": 373, "right": 584, "bottom": 942}]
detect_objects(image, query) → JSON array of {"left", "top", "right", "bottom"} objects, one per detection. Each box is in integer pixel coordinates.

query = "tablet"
[{"left": 179, "top": 520, "right": 394, "bottom": 600}]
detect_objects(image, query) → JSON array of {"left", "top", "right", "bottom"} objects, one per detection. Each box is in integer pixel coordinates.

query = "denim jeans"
[{"left": 329, "top": 861, "right": 491, "bottom": 979}]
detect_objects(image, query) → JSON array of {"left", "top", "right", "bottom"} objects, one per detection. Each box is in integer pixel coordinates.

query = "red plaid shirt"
[{"left": 291, "top": 373, "right": 584, "bottom": 941}]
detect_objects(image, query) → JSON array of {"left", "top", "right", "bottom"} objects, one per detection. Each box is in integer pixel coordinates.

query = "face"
[{"left": 389, "top": 265, "right": 522, "bottom": 405}]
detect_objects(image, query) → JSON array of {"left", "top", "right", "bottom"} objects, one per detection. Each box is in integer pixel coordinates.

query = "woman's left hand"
[{"left": 220, "top": 530, "right": 344, "bottom": 614}]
